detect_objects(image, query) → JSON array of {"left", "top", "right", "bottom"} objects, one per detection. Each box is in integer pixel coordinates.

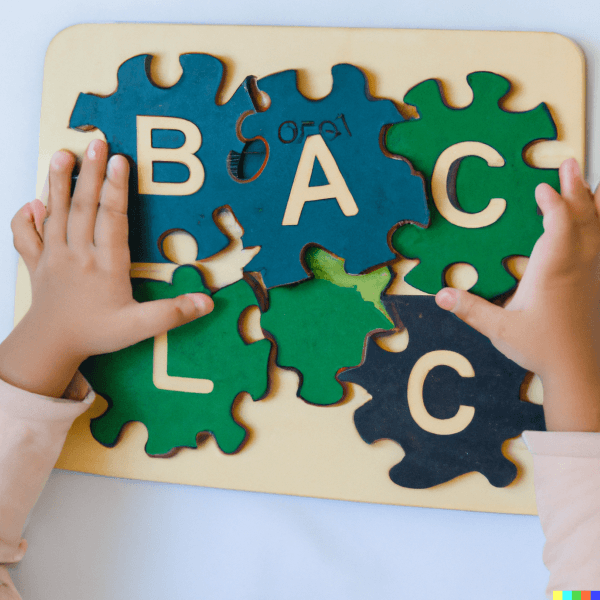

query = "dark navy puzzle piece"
[
  {"left": 70, "top": 58, "right": 428, "bottom": 287},
  {"left": 69, "top": 53, "right": 255, "bottom": 266},
  {"left": 338, "top": 295, "right": 545, "bottom": 489}
]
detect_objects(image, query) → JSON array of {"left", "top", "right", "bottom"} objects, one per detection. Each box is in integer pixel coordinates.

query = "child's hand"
[
  {"left": 0, "top": 140, "right": 214, "bottom": 398},
  {"left": 435, "top": 159, "right": 600, "bottom": 432}
]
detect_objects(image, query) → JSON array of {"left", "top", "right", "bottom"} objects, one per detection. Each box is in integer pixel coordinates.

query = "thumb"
[
  {"left": 435, "top": 287, "right": 505, "bottom": 342},
  {"left": 125, "top": 293, "right": 214, "bottom": 344},
  {"left": 30, "top": 198, "right": 47, "bottom": 238}
]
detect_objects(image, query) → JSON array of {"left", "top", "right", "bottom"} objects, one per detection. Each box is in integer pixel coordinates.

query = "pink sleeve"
[
  {"left": 523, "top": 431, "right": 600, "bottom": 598},
  {"left": 0, "top": 373, "right": 93, "bottom": 599}
]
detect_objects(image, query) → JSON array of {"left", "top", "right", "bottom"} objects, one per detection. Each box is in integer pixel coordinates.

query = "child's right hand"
[
  {"left": 0, "top": 140, "right": 214, "bottom": 399},
  {"left": 435, "top": 159, "right": 600, "bottom": 432}
]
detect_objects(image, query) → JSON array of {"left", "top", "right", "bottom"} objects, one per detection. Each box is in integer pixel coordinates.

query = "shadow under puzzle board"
[{"left": 15, "top": 23, "right": 585, "bottom": 514}]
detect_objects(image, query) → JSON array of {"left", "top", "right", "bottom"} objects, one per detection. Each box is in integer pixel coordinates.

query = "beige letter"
[
  {"left": 153, "top": 333, "right": 214, "bottom": 394},
  {"left": 432, "top": 141, "right": 506, "bottom": 228},
  {"left": 137, "top": 116, "right": 204, "bottom": 196},
  {"left": 407, "top": 350, "right": 475, "bottom": 435},
  {"left": 282, "top": 135, "right": 358, "bottom": 226}
]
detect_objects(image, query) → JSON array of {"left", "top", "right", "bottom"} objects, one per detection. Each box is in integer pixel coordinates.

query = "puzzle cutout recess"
[{"left": 70, "top": 52, "right": 560, "bottom": 489}]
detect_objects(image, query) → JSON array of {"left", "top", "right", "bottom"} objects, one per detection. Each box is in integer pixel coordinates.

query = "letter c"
[
  {"left": 431, "top": 141, "right": 506, "bottom": 228},
  {"left": 407, "top": 350, "right": 475, "bottom": 435}
]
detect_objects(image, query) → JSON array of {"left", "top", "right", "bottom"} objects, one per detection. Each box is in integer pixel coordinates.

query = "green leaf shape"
[
  {"left": 304, "top": 246, "right": 394, "bottom": 321},
  {"left": 81, "top": 266, "right": 271, "bottom": 456},
  {"left": 386, "top": 71, "right": 560, "bottom": 299},
  {"left": 261, "top": 247, "right": 394, "bottom": 406}
]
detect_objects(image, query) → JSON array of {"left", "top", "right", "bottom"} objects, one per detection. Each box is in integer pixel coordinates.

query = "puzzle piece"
[
  {"left": 69, "top": 53, "right": 255, "bottom": 266},
  {"left": 236, "top": 65, "right": 428, "bottom": 286},
  {"left": 338, "top": 295, "right": 545, "bottom": 488},
  {"left": 260, "top": 246, "right": 394, "bottom": 406},
  {"left": 70, "top": 58, "right": 428, "bottom": 288},
  {"left": 386, "top": 72, "right": 560, "bottom": 299},
  {"left": 80, "top": 266, "right": 271, "bottom": 456}
]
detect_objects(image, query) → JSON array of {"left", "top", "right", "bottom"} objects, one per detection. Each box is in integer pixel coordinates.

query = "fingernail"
[
  {"left": 436, "top": 288, "right": 457, "bottom": 311},
  {"left": 107, "top": 155, "right": 123, "bottom": 178},
  {"left": 570, "top": 158, "right": 581, "bottom": 179},
  {"left": 51, "top": 150, "right": 69, "bottom": 169},
  {"left": 29, "top": 199, "right": 47, "bottom": 233},
  {"left": 107, "top": 155, "right": 117, "bottom": 177},
  {"left": 87, "top": 139, "right": 103, "bottom": 160},
  {"left": 185, "top": 293, "right": 214, "bottom": 314}
]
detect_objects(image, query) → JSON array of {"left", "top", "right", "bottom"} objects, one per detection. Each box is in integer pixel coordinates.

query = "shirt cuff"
[
  {"left": 52, "top": 371, "right": 95, "bottom": 405},
  {"left": 523, "top": 430, "right": 600, "bottom": 458},
  {"left": 0, "top": 372, "right": 94, "bottom": 423}
]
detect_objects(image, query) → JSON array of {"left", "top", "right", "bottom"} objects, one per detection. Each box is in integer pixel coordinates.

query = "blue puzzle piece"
[
  {"left": 70, "top": 57, "right": 428, "bottom": 287},
  {"left": 70, "top": 53, "right": 255, "bottom": 265},
  {"left": 237, "top": 65, "right": 428, "bottom": 284},
  {"left": 338, "top": 295, "right": 545, "bottom": 489}
]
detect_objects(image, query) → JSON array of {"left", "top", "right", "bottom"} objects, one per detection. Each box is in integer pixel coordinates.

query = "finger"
[
  {"left": 68, "top": 140, "right": 107, "bottom": 248},
  {"left": 46, "top": 150, "right": 76, "bottom": 245},
  {"left": 558, "top": 158, "right": 595, "bottom": 219},
  {"left": 594, "top": 181, "right": 600, "bottom": 216},
  {"left": 122, "top": 293, "right": 214, "bottom": 345},
  {"left": 535, "top": 182, "right": 572, "bottom": 239},
  {"left": 95, "top": 155, "right": 130, "bottom": 251},
  {"left": 11, "top": 202, "right": 44, "bottom": 272},
  {"left": 29, "top": 199, "right": 47, "bottom": 239},
  {"left": 535, "top": 181, "right": 563, "bottom": 215},
  {"left": 530, "top": 182, "right": 594, "bottom": 284},
  {"left": 435, "top": 287, "right": 506, "bottom": 342}
]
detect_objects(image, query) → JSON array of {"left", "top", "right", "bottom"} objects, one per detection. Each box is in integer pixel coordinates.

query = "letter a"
[
  {"left": 282, "top": 134, "right": 358, "bottom": 225},
  {"left": 137, "top": 116, "right": 205, "bottom": 196}
]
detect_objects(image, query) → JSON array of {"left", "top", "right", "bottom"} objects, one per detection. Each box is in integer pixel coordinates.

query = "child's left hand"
[{"left": 0, "top": 140, "right": 214, "bottom": 398}]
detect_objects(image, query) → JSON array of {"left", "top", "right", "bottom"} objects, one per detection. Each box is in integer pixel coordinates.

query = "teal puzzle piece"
[{"left": 70, "top": 56, "right": 428, "bottom": 288}]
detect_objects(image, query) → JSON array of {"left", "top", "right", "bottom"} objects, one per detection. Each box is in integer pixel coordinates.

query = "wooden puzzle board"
[{"left": 16, "top": 24, "right": 585, "bottom": 514}]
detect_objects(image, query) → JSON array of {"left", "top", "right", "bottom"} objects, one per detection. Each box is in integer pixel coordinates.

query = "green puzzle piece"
[
  {"left": 81, "top": 266, "right": 271, "bottom": 456},
  {"left": 386, "top": 71, "right": 560, "bottom": 299},
  {"left": 261, "top": 247, "right": 394, "bottom": 406}
]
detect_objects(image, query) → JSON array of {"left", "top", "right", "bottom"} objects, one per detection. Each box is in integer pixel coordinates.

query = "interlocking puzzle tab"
[
  {"left": 80, "top": 266, "right": 271, "bottom": 456},
  {"left": 386, "top": 71, "right": 560, "bottom": 299},
  {"left": 70, "top": 57, "right": 429, "bottom": 288},
  {"left": 260, "top": 246, "right": 395, "bottom": 406},
  {"left": 339, "top": 295, "right": 545, "bottom": 489}
]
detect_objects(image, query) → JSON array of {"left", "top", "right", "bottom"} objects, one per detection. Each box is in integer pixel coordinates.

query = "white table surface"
[{"left": 1, "top": 0, "right": 599, "bottom": 598}]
